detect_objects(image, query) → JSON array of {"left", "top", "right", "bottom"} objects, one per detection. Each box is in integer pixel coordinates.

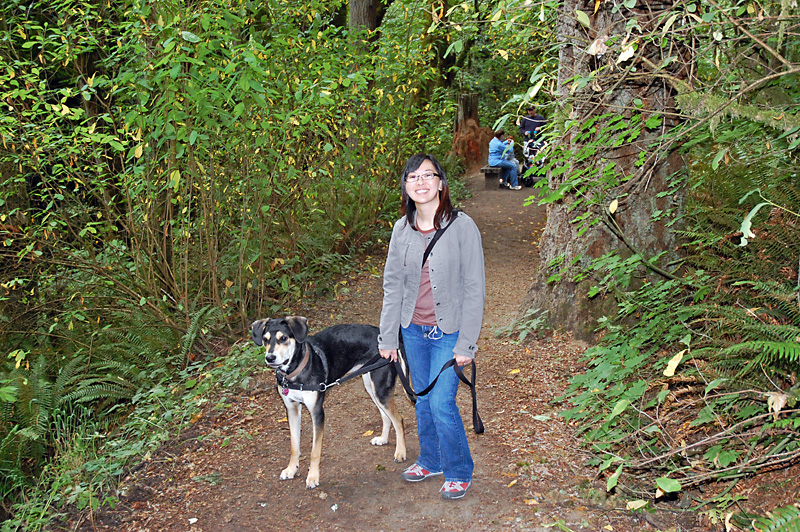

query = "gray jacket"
[{"left": 378, "top": 211, "right": 486, "bottom": 359}]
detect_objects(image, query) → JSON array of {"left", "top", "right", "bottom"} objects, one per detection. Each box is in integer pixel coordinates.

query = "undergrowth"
[{"left": 559, "top": 139, "right": 800, "bottom": 529}]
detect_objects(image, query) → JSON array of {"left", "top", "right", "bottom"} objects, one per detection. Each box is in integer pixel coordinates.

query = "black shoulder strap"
[{"left": 421, "top": 209, "right": 459, "bottom": 267}]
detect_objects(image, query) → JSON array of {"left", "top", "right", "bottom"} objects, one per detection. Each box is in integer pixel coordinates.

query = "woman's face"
[{"left": 405, "top": 159, "right": 441, "bottom": 208}]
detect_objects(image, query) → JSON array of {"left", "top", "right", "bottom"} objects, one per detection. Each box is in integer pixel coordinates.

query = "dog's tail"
[{"left": 395, "top": 338, "right": 416, "bottom": 405}]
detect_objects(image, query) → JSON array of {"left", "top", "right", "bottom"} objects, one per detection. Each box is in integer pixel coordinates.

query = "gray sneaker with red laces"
[
  {"left": 440, "top": 480, "right": 471, "bottom": 500},
  {"left": 401, "top": 463, "right": 443, "bottom": 482}
]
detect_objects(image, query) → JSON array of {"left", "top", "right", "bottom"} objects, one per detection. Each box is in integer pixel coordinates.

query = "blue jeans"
[
  {"left": 493, "top": 159, "right": 518, "bottom": 187},
  {"left": 401, "top": 323, "right": 473, "bottom": 483}
]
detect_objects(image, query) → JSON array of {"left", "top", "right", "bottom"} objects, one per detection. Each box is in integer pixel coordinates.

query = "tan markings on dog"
[
  {"left": 280, "top": 401, "right": 303, "bottom": 481},
  {"left": 362, "top": 374, "right": 407, "bottom": 462},
  {"left": 264, "top": 332, "right": 271, "bottom": 342},
  {"left": 306, "top": 425, "right": 324, "bottom": 489}
]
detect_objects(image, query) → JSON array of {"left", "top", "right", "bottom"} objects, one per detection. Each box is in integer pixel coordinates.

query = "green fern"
[
  {"left": 749, "top": 503, "right": 800, "bottom": 532},
  {"left": 723, "top": 341, "right": 800, "bottom": 375}
]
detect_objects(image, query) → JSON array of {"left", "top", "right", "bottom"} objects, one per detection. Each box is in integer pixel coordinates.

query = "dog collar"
[
  {"left": 285, "top": 343, "right": 310, "bottom": 379},
  {"left": 275, "top": 344, "right": 311, "bottom": 390}
]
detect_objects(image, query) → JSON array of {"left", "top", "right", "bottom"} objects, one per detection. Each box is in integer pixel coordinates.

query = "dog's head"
[{"left": 250, "top": 316, "right": 309, "bottom": 370}]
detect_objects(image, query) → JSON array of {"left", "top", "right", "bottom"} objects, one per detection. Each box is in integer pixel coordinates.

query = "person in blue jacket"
[{"left": 488, "top": 129, "right": 521, "bottom": 190}]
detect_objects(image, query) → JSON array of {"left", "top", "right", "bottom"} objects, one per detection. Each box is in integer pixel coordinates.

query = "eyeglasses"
[{"left": 405, "top": 172, "right": 439, "bottom": 182}]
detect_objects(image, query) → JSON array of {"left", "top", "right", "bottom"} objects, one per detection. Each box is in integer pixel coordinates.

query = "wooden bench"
[{"left": 480, "top": 165, "right": 503, "bottom": 190}]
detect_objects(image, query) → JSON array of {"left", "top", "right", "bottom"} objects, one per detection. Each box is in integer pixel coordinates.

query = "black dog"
[{"left": 251, "top": 316, "right": 408, "bottom": 489}]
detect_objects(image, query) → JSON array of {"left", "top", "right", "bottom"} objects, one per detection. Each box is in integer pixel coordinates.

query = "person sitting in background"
[
  {"left": 519, "top": 106, "right": 546, "bottom": 141},
  {"left": 488, "top": 129, "right": 521, "bottom": 190}
]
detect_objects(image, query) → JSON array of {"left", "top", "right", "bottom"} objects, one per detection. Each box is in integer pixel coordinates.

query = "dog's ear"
[
  {"left": 250, "top": 319, "right": 268, "bottom": 346},
  {"left": 284, "top": 316, "right": 309, "bottom": 343}
]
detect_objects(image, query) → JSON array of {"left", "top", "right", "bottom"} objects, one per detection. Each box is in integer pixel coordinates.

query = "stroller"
[{"left": 521, "top": 137, "right": 547, "bottom": 187}]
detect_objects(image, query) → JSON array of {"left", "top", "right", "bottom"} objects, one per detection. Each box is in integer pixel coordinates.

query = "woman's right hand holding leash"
[{"left": 380, "top": 348, "right": 398, "bottom": 362}]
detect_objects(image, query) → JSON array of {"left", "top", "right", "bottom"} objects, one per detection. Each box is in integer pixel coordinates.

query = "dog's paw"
[
  {"left": 394, "top": 449, "right": 407, "bottom": 463},
  {"left": 280, "top": 466, "right": 298, "bottom": 480},
  {"left": 305, "top": 474, "right": 320, "bottom": 489},
  {"left": 370, "top": 436, "right": 389, "bottom": 446}
]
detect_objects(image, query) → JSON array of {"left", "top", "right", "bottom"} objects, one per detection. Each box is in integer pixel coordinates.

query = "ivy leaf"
[
  {"left": 711, "top": 148, "right": 726, "bottom": 170},
  {"left": 575, "top": 9, "right": 591, "bottom": 29},
  {"left": 181, "top": 31, "right": 201, "bottom": 43},
  {"left": 607, "top": 399, "right": 630, "bottom": 421},
  {"left": 607, "top": 464, "right": 622, "bottom": 491},
  {"left": 655, "top": 477, "right": 682, "bottom": 494}
]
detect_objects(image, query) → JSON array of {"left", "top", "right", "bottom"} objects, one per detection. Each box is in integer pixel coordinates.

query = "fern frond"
[
  {"left": 723, "top": 340, "right": 800, "bottom": 375},
  {"left": 750, "top": 503, "right": 800, "bottom": 532}
]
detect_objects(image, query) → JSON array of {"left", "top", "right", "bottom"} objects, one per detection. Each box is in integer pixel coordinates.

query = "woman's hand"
[
  {"left": 380, "top": 348, "right": 398, "bottom": 362},
  {"left": 454, "top": 354, "right": 472, "bottom": 367}
]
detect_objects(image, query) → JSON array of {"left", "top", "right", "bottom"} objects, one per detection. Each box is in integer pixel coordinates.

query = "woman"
[
  {"left": 378, "top": 153, "right": 486, "bottom": 500},
  {"left": 488, "top": 129, "right": 522, "bottom": 190}
]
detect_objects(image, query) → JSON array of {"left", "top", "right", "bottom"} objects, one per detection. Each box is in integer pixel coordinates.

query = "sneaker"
[
  {"left": 401, "top": 463, "right": 443, "bottom": 482},
  {"left": 440, "top": 480, "right": 471, "bottom": 500},
  {"left": 510, "top": 185, "right": 522, "bottom": 190}
]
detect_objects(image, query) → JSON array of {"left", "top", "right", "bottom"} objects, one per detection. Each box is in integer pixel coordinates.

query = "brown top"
[{"left": 412, "top": 228, "right": 437, "bottom": 325}]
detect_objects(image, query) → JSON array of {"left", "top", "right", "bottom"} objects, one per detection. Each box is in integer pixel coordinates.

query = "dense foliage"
[
  {"left": 0, "top": 0, "right": 536, "bottom": 527},
  {"left": 503, "top": 1, "right": 800, "bottom": 528},
  {"left": 3, "top": 0, "right": 800, "bottom": 529}
]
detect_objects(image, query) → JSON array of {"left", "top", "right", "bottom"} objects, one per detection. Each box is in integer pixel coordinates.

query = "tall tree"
[{"left": 520, "top": 0, "right": 693, "bottom": 340}]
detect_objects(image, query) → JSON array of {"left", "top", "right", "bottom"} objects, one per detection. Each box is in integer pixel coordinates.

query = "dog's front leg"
[
  {"left": 280, "top": 399, "right": 302, "bottom": 481},
  {"left": 305, "top": 394, "right": 325, "bottom": 489}
]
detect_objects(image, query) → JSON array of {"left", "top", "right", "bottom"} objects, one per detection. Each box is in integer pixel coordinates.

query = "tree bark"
[
  {"left": 452, "top": 93, "right": 493, "bottom": 165},
  {"left": 520, "top": 0, "right": 691, "bottom": 340}
]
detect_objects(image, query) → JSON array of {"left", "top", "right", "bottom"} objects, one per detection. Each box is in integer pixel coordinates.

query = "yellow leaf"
[
  {"left": 134, "top": 144, "right": 143, "bottom": 159},
  {"left": 491, "top": 9, "right": 503, "bottom": 22},
  {"left": 87, "top": 73, "right": 95, "bottom": 87},
  {"left": 523, "top": 498, "right": 537, "bottom": 505},
  {"left": 594, "top": 0, "right": 601, "bottom": 14},
  {"left": 655, "top": 488, "right": 665, "bottom": 498},
  {"left": 497, "top": 49, "right": 508, "bottom": 60},
  {"left": 609, "top": 198, "right": 618, "bottom": 214},
  {"left": 603, "top": 526, "right": 614, "bottom": 531},
  {"left": 509, "top": 368, "right": 520, "bottom": 374},
  {"left": 617, "top": 42, "right": 636, "bottom": 64},
  {"left": 277, "top": 417, "right": 288, "bottom": 423},
  {"left": 627, "top": 500, "right": 648, "bottom": 510},
  {"left": 767, "top": 392, "right": 789, "bottom": 421},
  {"left": 60, "top": 104, "right": 70, "bottom": 116},
  {"left": 363, "top": 430, "right": 374, "bottom": 437},
  {"left": 507, "top": 479, "right": 518, "bottom": 488},
  {"left": 663, "top": 349, "right": 687, "bottom": 377}
]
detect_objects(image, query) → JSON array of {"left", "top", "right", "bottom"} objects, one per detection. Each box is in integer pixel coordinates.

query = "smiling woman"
[{"left": 378, "top": 153, "right": 486, "bottom": 500}]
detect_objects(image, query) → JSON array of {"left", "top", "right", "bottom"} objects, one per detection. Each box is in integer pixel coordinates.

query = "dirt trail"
[{"left": 73, "top": 170, "right": 707, "bottom": 531}]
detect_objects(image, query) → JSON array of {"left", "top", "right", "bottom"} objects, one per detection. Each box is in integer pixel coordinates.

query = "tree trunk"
[
  {"left": 348, "top": 0, "right": 392, "bottom": 36},
  {"left": 452, "top": 93, "right": 493, "bottom": 165},
  {"left": 520, "top": 0, "right": 692, "bottom": 340}
]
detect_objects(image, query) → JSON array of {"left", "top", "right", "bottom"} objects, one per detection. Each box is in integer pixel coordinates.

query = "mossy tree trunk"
[{"left": 521, "top": 0, "right": 693, "bottom": 340}]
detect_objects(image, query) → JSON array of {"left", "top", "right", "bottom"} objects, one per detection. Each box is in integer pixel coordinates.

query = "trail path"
[{"left": 75, "top": 170, "right": 707, "bottom": 532}]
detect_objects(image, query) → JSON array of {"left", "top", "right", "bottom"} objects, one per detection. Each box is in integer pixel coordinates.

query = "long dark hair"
[{"left": 399, "top": 153, "right": 455, "bottom": 231}]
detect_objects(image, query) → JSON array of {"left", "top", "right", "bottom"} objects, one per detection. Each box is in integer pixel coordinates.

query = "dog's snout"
[{"left": 265, "top": 352, "right": 276, "bottom": 364}]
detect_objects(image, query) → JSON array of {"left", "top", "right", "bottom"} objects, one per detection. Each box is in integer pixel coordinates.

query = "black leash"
[
  {"left": 274, "top": 352, "right": 484, "bottom": 434},
  {"left": 275, "top": 353, "right": 391, "bottom": 392},
  {"left": 392, "top": 357, "right": 484, "bottom": 434},
  {"left": 421, "top": 209, "right": 459, "bottom": 267}
]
